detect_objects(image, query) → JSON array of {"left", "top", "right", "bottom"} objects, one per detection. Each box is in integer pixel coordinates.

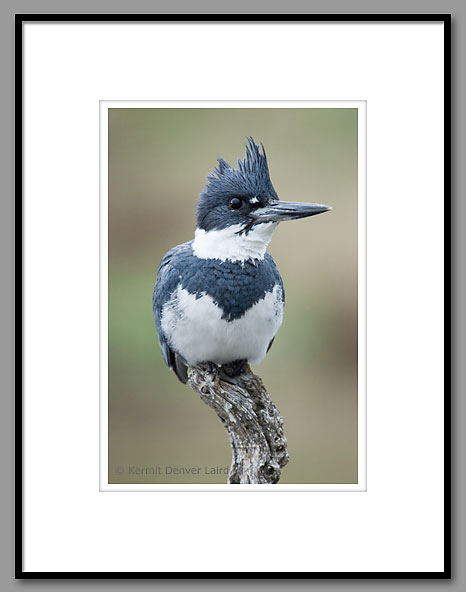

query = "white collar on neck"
[{"left": 192, "top": 222, "right": 278, "bottom": 262}]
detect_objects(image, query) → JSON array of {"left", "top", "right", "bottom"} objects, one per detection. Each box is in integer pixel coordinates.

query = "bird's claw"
[
  {"left": 221, "top": 359, "right": 249, "bottom": 378},
  {"left": 195, "top": 361, "right": 220, "bottom": 382}
]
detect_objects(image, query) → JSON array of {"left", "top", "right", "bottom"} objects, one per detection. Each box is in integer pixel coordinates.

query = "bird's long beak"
[{"left": 252, "top": 200, "right": 332, "bottom": 223}]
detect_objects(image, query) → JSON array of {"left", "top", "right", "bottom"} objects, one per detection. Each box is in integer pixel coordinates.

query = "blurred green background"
[{"left": 108, "top": 108, "right": 358, "bottom": 484}]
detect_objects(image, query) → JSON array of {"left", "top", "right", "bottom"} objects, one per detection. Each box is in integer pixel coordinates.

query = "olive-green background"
[{"left": 108, "top": 107, "right": 358, "bottom": 484}]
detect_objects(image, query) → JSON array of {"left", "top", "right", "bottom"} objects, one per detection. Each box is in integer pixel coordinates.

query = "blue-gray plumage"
[{"left": 153, "top": 138, "right": 331, "bottom": 383}]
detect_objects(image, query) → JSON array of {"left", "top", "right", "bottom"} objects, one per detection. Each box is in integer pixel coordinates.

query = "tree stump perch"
[{"left": 187, "top": 363, "right": 289, "bottom": 484}]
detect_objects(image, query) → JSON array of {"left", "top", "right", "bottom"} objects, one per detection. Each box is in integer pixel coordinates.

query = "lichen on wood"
[{"left": 187, "top": 363, "right": 289, "bottom": 484}]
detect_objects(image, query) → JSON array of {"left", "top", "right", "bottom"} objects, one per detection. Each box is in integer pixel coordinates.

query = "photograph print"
[{"left": 105, "top": 104, "right": 361, "bottom": 487}]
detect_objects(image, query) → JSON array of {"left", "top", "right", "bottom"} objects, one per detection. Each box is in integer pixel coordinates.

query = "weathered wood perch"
[{"left": 187, "top": 363, "right": 289, "bottom": 484}]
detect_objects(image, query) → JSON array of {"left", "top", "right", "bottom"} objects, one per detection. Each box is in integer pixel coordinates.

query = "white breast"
[{"left": 161, "top": 284, "right": 283, "bottom": 366}]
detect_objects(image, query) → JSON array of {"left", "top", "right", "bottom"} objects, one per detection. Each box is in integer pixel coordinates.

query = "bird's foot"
[
  {"left": 221, "top": 359, "right": 249, "bottom": 378},
  {"left": 195, "top": 361, "right": 220, "bottom": 382}
]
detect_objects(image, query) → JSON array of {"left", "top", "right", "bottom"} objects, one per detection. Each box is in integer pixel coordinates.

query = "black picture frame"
[{"left": 15, "top": 13, "right": 451, "bottom": 580}]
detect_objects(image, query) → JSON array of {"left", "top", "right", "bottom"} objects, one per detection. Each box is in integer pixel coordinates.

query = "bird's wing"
[
  {"left": 264, "top": 252, "right": 285, "bottom": 354},
  {"left": 264, "top": 251, "right": 285, "bottom": 305},
  {"left": 153, "top": 242, "right": 192, "bottom": 383},
  {"left": 266, "top": 336, "right": 275, "bottom": 353}
]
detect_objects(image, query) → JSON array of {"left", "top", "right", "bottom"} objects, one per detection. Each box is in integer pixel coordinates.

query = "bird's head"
[{"left": 194, "top": 138, "right": 331, "bottom": 261}]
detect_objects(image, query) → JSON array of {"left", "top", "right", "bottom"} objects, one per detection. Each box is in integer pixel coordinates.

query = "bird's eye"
[{"left": 229, "top": 197, "right": 243, "bottom": 210}]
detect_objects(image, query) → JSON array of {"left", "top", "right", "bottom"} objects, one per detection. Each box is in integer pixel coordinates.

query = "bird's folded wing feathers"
[{"left": 152, "top": 241, "right": 192, "bottom": 374}]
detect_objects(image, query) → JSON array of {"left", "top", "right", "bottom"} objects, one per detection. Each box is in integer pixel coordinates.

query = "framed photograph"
[{"left": 17, "top": 14, "right": 450, "bottom": 578}]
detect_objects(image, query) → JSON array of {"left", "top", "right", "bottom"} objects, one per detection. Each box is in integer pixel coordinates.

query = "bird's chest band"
[{"left": 179, "top": 258, "right": 278, "bottom": 321}]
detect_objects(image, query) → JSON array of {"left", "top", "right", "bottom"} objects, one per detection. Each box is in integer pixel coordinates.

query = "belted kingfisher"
[{"left": 153, "top": 138, "right": 331, "bottom": 384}]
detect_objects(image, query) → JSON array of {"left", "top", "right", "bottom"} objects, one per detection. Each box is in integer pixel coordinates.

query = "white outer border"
[
  {"left": 99, "top": 100, "right": 367, "bottom": 493},
  {"left": 23, "top": 22, "right": 444, "bottom": 573}
]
